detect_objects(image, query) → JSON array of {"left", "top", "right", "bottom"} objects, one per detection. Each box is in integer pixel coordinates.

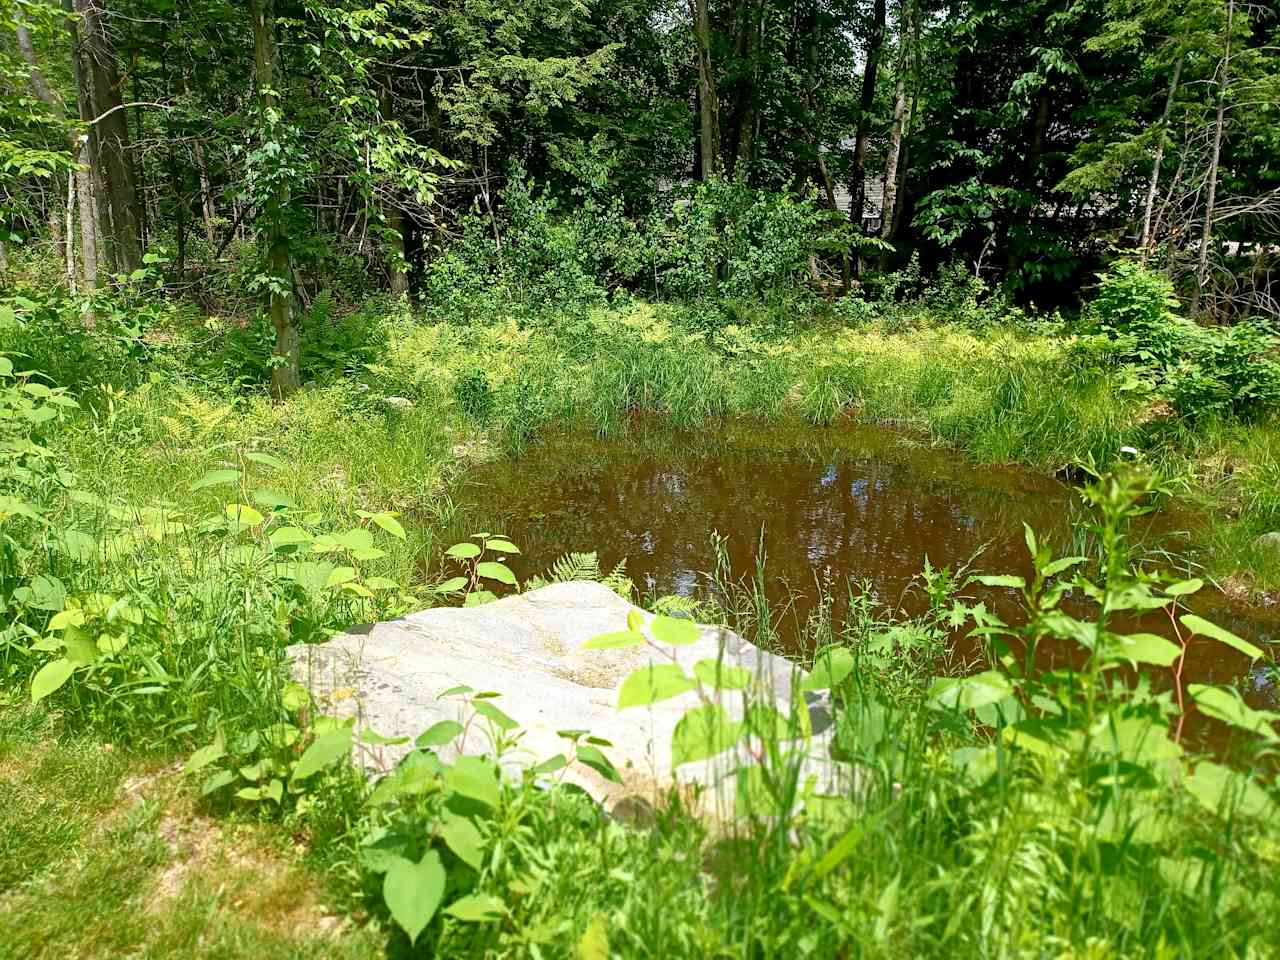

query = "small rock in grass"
[{"left": 1255, "top": 531, "right": 1280, "bottom": 553}]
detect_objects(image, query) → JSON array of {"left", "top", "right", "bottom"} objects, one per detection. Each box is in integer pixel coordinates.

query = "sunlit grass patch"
[{"left": 0, "top": 704, "right": 378, "bottom": 960}]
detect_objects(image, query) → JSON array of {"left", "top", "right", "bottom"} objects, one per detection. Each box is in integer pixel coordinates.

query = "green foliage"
[
  {"left": 433, "top": 533, "right": 521, "bottom": 607},
  {"left": 1082, "top": 259, "right": 1280, "bottom": 419}
]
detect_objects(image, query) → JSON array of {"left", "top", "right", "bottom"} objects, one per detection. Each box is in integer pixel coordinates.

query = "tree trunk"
[
  {"left": 16, "top": 17, "right": 73, "bottom": 281},
  {"left": 65, "top": 170, "right": 77, "bottom": 293},
  {"left": 691, "top": 0, "right": 721, "bottom": 180},
  {"left": 71, "top": 0, "right": 142, "bottom": 275},
  {"left": 879, "top": 0, "right": 912, "bottom": 243},
  {"left": 74, "top": 140, "right": 98, "bottom": 290},
  {"left": 850, "top": 0, "right": 887, "bottom": 278},
  {"left": 1140, "top": 52, "right": 1184, "bottom": 258},
  {"left": 730, "top": 0, "right": 763, "bottom": 180},
  {"left": 66, "top": 0, "right": 142, "bottom": 276},
  {"left": 66, "top": 1, "right": 115, "bottom": 275},
  {"left": 194, "top": 138, "right": 217, "bottom": 245},
  {"left": 249, "top": 0, "right": 301, "bottom": 398},
  {"left": 1194, "top": 0, "right": 1233, "bottom": 315}
]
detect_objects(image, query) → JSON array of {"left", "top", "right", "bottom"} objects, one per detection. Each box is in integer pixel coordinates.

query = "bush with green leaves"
[{"left": 1082, "top": 259, "right": 1280, "bottom": 420}]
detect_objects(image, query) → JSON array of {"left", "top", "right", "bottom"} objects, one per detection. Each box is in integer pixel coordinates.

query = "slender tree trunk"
[
  {"left": 691, "top": 0, "right": 721, "bottom": 180},
  {"left": 850, "top": 0, "right": 887, "bottom": 278},
  {"left": 0, "top": 240, "right": 8, "bottom": 275},
  {"left": 378, "top": 88, "right": 409, "bottom": 295},
  {"left": 66, "top": 3, "right": 116, "bottom": 277},
  {"left": 249, "top": 0, "right": 301, "bottom": 398},
  {"left": 72, "top": 0, "right": 142, "bottom": 274},
  {"left": 730, "top": 0, "right": 763, "bottom": 180},
  {"left": 880, "top": 0, "right": 912, "bottom": 243},
  {"left": 1195, "top": 0, "right": 1233, "bottom": 315},
  {"left": 1140, "top": 52, "right": 1184, "bottom": 258},
  {"left": 194, "top": 138, "right": 217, "bottom": 245},
  {"left": 16, "top": 17, "right": 73, "bottom": 281},
  {"left": 65, "top": 170, "right": 77, "bottom": 293},
  {"left": 74, "top": 140, "right": 98, "bottom": 289}
]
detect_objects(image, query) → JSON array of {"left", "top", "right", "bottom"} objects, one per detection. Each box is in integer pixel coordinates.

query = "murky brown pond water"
[{"left": 452, "top": 420, "right": 1278, "bottom": 722}]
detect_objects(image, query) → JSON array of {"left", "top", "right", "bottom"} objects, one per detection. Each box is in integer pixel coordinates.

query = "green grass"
[
  {"left": 35, "top": 298, "right": 1280, "bottom": 595},
  {"left": 0, "top": 703, "right": 382, "bottom": 960},
  {"left": 2, "top": 286, "right": 1280, "bottom": 958}
]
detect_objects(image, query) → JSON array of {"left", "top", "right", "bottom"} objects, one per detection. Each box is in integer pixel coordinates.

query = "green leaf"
[
  {"left": 251, "top": 489, "right": 294, "bottom": 510},
  {"left": 1189, "top": 685, "right": 1280, "bottom": 742},
  {"left": 577, "top": 915, "right": 610, "bottom": 960},
  {"left": 263, "top": 778, "right": 283, "bottom": 803},
  {"left": 31, "top": 658, "right": 75, "bottom": 703},
  {"left": 383, "top": 850, "right": 446, "bottom": 945},
  {"left": 432, "top": 576, "right": 469, "bottom": 593},
  {"left": 372, "top": 513, "right": 406, "bottom": 539},
  {"left": 692, "top": 659, "right": 751, "bottom": 690},
  {"left": 874, "top": 874, "right": 901, "bottom": 943},
  {"left": 324, "top": 566, "right": 357, "bottom": 589},
  {"left": 671, "top": 704, "right": 744, "bottom": 766},
  {"left": 801, "top": 646, "right": 855, "bottom": 691},
  {"left": 1179, "top": 614, "right": 1264, "bottom": 661},
  {"left": 360, "top": 729, "right": 411, "bottom": 746},
  {"left": 62, "top": 628, "right": 99, "bottom": 666},
  {"left": 26, "top": 575, "right": 66, "bottom": 612},
  {"left": 476, "top": 561, "right": 517, "bottom": 585},
  {"left": 974, "top": 575, "right": 1025, "bottom": 589},
  {"left": 447, "top": 755, "right": 501, "bottom": 808},
  {"left": 928, "top": 671, "right": 1013, "bottom": 712},
  {"left": 1185, "top": 761, "right": 1277, "bottom": 820},
  {"left": 1106, "top": 632, "right": 1182, "bottom": 667},
  {"left": 281, "top": 682, "right": 309, "bottom": 711},
  {"left": 290, "top": 727, "right": 353, "bottom": 783},
  {"left": 336, "top": 528, "right": 375, "bottom": 551},
  {"left": 53, "top": 529, "right": 97, "bottom": 562},
  {"left": 243, "top": 451, "right": 286, "bottom": 470},
  {"left": 185, "top": 732, "right": 226, "bottom": 774},
  {"left": 533, "top": 754, "right": 567, "bottom": 775},
  {"left": 484, "top": 537, "right": 519, "bottom": 554},
  {"left": 444, "top": 893, "right": 505, "bottom": 922},
  {"left": 581, "top": 630, "right": 645, "bottom": 649},
  {"left": 472, "top": 700, "right": 518, "bottom": 731},
  {"left": 617, "top": 663, "right": 696, "bottom": 709},
  {"left": 446, "top": 542, "right": 481, "bottom": 559},
  {"left": 650, "top": 615, "right": 700, "bottom": 646},
  {"left": 440, "top": 812, "right": 484, "bottom": 870},
  {"left": 225, "top": 503, "right": 265, "bottom": 526},
  {"left": 1042, "top": 556, "right": 1087, "bottom": 577},
  {"left": 201, "top": 769, "right": 236, "bottom": 795},
  {"left": 191, "top": 469, "right": 242, "bottom": 491},
  {"left": 269, "top": 526, "right": 312, "bottom": 549},
  {"left": 417, "top": 720, "right": 465, "bottom": 747},
  {"left": 1164, "top": 578, "right": 1204, "bottom": 597},
  {"left": 575, "top": 744, "right": 622, "bottom": 783}
]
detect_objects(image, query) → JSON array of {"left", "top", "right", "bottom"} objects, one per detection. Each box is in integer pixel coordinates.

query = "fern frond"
[{"left": 543, "top": 551, "right": 602, "bottom": 584}]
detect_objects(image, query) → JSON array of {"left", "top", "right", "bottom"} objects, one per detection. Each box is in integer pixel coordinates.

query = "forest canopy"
[{"left": 1, "top": 0, "right": 1278, "bottom": 393}]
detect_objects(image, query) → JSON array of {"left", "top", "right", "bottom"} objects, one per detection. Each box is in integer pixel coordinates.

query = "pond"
[{"left": 452, "top": 419, "right": 1279, "bottom": 721}]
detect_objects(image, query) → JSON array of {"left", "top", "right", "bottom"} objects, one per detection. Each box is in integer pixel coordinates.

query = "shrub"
[{"left": 1083, "top": 259, "right": 1280, "bottom": 420}]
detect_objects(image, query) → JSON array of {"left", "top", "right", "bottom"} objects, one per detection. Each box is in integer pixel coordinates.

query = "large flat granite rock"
[{"left": 289, "top": 581, "right": 841, "bottom": 815}]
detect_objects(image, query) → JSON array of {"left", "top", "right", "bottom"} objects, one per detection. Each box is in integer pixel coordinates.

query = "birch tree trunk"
[
  {"left": 879, "top": 0, "right": 912, "bottom": 243},
  {"left": 1140, "top": 52, "right": 1184, "bottom": 258},
  {"left": 1194, "top": 0, "right": 1233, "bottom": 315}
]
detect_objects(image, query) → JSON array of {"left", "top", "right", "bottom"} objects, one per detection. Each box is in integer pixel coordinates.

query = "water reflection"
[{"left": 455, "top": 420, "right": 1278, "bottom": 719}]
